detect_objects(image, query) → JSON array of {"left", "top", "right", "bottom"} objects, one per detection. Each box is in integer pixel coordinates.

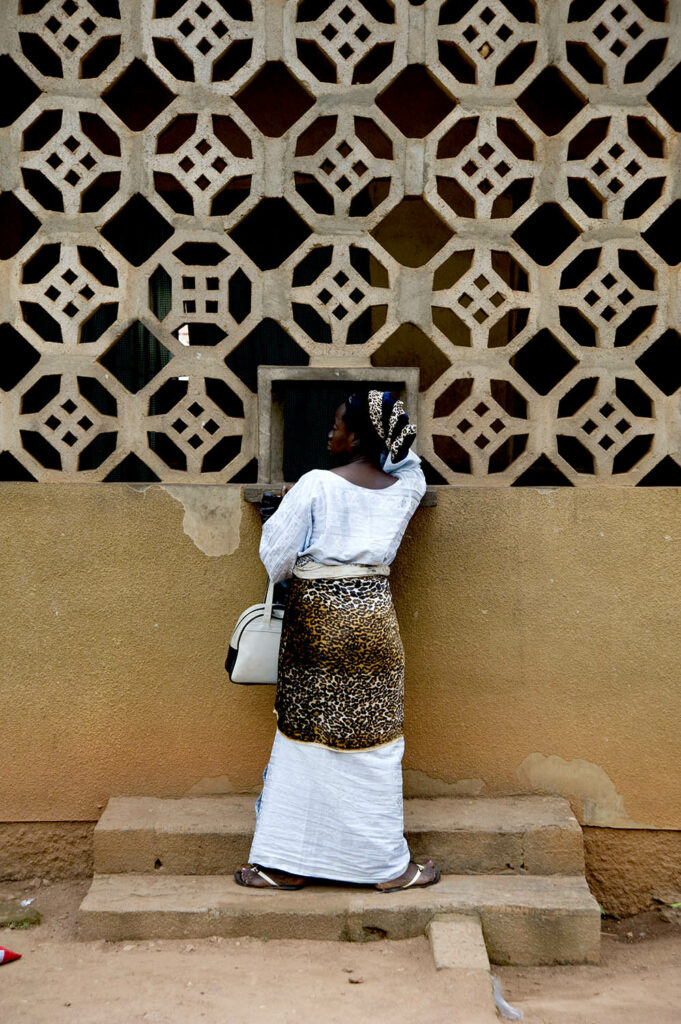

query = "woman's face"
[{"left": 327, "top": 403, "right": 356, "bottom": 459}]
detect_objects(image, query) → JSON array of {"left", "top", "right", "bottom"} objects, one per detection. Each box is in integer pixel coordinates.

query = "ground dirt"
[{"left": 0, "top": 880, "right": 680, "bottom": 1024}]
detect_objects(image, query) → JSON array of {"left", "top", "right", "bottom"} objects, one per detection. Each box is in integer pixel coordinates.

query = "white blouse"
[{"left": 259, "top": 450, "right": 427, "bottom": 584}]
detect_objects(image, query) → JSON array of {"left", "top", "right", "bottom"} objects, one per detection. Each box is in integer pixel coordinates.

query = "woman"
[{"left": 235, "top": 390, "right": 440, "bottom": 892}]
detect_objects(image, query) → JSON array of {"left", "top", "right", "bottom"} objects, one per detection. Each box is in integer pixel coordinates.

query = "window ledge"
[{"left": 242, "top": 484, "right": 438, "bottom": 506}]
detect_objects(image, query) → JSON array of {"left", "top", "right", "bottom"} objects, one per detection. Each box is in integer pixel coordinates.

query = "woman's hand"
[
  {"left": 259, "top": 491, "right": 282, "bottom": 525},
  {"left": 281, "top": 482, "right": 295, "bottom": 497}
]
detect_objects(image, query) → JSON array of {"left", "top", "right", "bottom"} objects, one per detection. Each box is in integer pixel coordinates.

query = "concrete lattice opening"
[{"left": 0, "top": 0, "right": 678, "bottom": 486}]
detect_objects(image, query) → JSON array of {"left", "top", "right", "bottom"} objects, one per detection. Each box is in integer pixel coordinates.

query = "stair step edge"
[
  {"left": 77, "top": 872, "right": 601, "bottom": 964},
  {"left": 95, "top": 794, "right": 582, "bottom": 835}
]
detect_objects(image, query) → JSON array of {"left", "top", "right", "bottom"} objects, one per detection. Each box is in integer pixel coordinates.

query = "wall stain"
[
  {"left": 517, "top": 753, "right": 642, "bottom": 827},
  {"left": 161, "top": 485, "right": 242, "bottom": 557},
  {"left": 403, "top": 769, "right": 485, "bottom": 798},
  {"left": 183, "top": 775, "right": 259, "bottom": 796}
]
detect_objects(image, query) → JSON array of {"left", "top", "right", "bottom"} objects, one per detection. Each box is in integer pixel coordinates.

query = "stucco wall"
[{"left": 2, "top": 482, "right": 680, "bottom": 830}]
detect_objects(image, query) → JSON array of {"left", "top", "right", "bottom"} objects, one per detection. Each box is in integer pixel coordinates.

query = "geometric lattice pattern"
[{"left": 1, "top": 0, "right": 680, "bottom": 484}]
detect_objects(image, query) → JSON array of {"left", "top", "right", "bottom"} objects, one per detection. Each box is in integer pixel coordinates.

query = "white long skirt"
[{"left": 248, "top": 730, "right": 411, "bottom": 883}]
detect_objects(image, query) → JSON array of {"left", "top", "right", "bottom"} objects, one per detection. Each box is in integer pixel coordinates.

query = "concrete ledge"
[
  {"left": 406, "top": 795, "right": 585, "bottom": 876},
  {"left": 243, "top": 484, "right": 438, "bottom": 506},
  {"left": 427, "top": 913, "right": 490, "bottom": 970},
  {"left": 78, "top": 873, "right": 600, "bottom": 964},
  {"left": 93, "top": 795, "right": 584, "bottom": 877},
  {"left": 427, "top": 916, "right": 498, "bottom": 1024}
]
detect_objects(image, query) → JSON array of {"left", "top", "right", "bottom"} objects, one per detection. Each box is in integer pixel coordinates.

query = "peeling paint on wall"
[
  {"left": 517, "top": 753, "right": 641, "bottom": 827},
  {"left": 403, "top": 769, "right": 485, "bottom": 799},
  {"left": 161, "top": 486, "right": 242, "bottom": 557}
]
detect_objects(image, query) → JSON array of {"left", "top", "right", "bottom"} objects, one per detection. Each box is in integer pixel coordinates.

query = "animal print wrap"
[
  {"left": 274, "top": 575, "right": 404, "bottom": 752},
  {"left": 345, "top": 390, "right": 416, "bottom": 464},
  {"left": 366, "top": 390, "right": 417, "bottom": 463}
]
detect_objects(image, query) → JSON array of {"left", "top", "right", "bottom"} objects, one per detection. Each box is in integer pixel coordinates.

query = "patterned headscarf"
[{"left": 345, "top": 390, "right": 416, "bottom": 465}]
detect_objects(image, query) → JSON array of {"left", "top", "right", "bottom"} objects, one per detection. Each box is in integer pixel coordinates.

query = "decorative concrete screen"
[{"left": 0, "top": 0, "right": 680, "bottom": 485}]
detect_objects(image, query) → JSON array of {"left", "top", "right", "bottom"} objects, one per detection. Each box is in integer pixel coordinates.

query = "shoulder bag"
[{"left": 225, "top": 578, "right": 284, "bottom": 685}]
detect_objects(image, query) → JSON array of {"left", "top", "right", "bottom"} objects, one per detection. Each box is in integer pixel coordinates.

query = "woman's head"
[{"left": 327, "top": 390, "right": 416, "bottom": 467}]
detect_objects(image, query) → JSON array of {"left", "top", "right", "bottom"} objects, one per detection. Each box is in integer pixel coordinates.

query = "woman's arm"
[{"left": 259, "top": 474, "right": 315, "bottom": 584}]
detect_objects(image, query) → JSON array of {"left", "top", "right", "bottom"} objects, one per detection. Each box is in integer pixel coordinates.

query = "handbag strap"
[{"left": 262, "top": 576, "right": 275, "bottom": 625}]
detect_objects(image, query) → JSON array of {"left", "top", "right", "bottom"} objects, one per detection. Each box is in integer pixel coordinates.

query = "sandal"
[
  {"left": 234, "top": 864, "right": 307, "bottom": 890},
  {"left": 375, "top": 860, "right": 441, "bottom": 894}
]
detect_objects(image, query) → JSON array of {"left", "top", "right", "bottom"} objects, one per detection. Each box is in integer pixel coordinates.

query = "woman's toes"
[
  {"left": 420, "top": 860, "right": 437, "bottom": 883},
  {"left": 402, "top": 860, "right": 433, "bottom": 884},
  {"left": 239, "top": 864, "right": 260, "bottom": 886}
]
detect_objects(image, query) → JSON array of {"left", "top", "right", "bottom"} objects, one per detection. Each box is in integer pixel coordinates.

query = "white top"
[{"left": 259, "top": 450, "right": 427, "bottom": 584}]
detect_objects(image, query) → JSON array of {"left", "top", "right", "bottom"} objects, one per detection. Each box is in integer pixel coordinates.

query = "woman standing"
[{"left": 235, "top": 390, "right": 439, "bottom": 892}]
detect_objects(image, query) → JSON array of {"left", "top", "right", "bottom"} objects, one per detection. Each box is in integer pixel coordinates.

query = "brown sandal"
[
  {"left": 375, "top": 860, "right": 441, "bottom": 893},
  {"left": 234, "top": 864, "right": 307, "bottom": 890}
]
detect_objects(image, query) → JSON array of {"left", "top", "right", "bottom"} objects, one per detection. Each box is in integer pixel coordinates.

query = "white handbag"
[{"left": 225, "top": 578, "right": 284, "bottom": 685}]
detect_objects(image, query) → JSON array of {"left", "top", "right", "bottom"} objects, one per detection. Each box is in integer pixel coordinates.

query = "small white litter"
[{"left": 492, "top": 975, "right": 524, "bottom": 1020}]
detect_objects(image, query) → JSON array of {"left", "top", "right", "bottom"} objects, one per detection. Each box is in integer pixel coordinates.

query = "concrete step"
[
  {"left": 428, "top": 913, "right": 492, "bottom": 971},
  {"left": 94, "top": 794, "right": 585, "bottom": 877},
  {"left": 77, "top": 872, "right": 600, "bottom": 965},
  {"left": 426, "top": 915, "right": 499, "bottom": 1023}
]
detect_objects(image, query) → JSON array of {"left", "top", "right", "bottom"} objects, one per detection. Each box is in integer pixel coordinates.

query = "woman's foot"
[
  {"left": 375, "top": 859, "right": 440, "bottom": 893},
  {"left": 234, "top": 863, "right": 307, "bottom": 890}
]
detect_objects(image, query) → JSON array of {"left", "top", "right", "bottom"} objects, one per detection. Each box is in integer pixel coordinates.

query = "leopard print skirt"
[{"left": 274, "top": 575, "right": 404, "bottom": 752}]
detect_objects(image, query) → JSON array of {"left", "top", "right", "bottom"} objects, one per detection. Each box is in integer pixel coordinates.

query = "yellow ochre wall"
[{"left": 2, "top": 481, "right": 680, "bottom": 836}]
